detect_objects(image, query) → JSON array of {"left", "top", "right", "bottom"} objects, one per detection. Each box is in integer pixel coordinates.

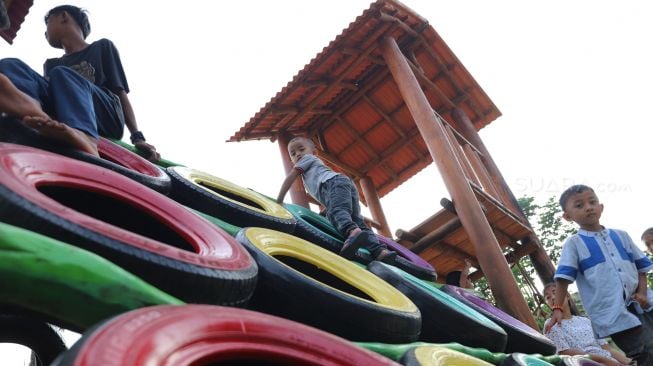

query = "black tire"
[
  {"left": 0, "top": 144, "right": 257, "bottom": 306},
  {"left": 0, "top": 313, "right": 66, "bottom": 366},
  {"left": 236, "top": 227, "right": 421, "bottom": 343},
  {"left": 367, "top": 261, "right": 508, "bottom": 352},
  {"left": 442, "top": 284, "right": 556, "bottom": 355},
  {"left": 167, "top": 166, "right": 296, "bottom": 233},
  {"left": 0, "top": 116, "right": 171, "bottom": 194}
]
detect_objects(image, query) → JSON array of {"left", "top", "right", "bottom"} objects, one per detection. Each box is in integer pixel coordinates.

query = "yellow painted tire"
[
  {"left": 167, "top": 166, "right": 296, "bottom": 232},
  {"left": 401, "top": 346, "right": 494, "bottom": 366},
  {"left": 235, "top": 227, "right": 421, "bottom": 343}
]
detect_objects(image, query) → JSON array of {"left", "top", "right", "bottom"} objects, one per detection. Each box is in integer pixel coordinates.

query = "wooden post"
[
  {"left": 277, "top": 133, "right": 310, "bottom": 208},
  {"left": 360, "top": 176, "right": 392, "bottom": 238},
  {"left": 380, "top": 36, "right": 538, "bottom": 329},
  {"left": 452, "top": 108, "right": 556, "bottom": 284}
]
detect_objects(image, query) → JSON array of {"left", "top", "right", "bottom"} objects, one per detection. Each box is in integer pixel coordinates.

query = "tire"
[
  {"left": 559, "top": 355, "right": 602, "bottom": 366},
  {"left": 355, "top": 340, "right": 510, "bottom": 364},
  {"left": 377, "top": 235, "right": 437, "bottom": 281},
  {"left": 52, "top": 304, "right": 399, "bottom": 366},
  {"left": 285, "top": 202, "right": 344, "bottom": 252},
  {"left": 442, "top": 285, "right": 556, "bottom": 355},
  {"left": 401, "top": 346, "right": 494, "bottom": 366},
  {"left": 167, "top": 166, "right": 296, "bottom": 233},
  {"left": 236, "top": 227, "right": 421, "bottom": 343},
  {"left": 0, "top": 143, "right": 257, "bottom": 306},
  {"left": 367, "top": 261, "right": 507, "bottom": 352},
  {"left": 0, "top": 313, "right": 66, "bottom": 366},
  {"left": 501, "top": 353, "right": 558, "bottom": 366},
  {"left": 109, "top": 138, "right": 182, "bottom": 168},
  {"left": 0, "top": 221, "right": 183, "bottom": 331},
  {"left": 0, "top": 116, "right": 171, "bottom": 194}
]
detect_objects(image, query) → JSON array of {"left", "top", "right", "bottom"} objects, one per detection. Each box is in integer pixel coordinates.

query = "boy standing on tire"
[
  {"left": 545, "top": 184, "right": 653, "bottom": 366},
  {"left": 0, "top": 5, "right": 159, "bottom": 161},
  {"left": 277, "top": 136, "right": 397, "bottom": 263}
]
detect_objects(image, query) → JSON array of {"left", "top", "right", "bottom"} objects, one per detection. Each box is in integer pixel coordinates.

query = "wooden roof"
[
  {"left": 229, "top": 0, "right": 501, "bottom": 197},
  {"left": 1, "top": 0, "right": 33, "bottom": 44}
]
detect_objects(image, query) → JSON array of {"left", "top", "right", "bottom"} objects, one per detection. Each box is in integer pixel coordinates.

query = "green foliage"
[{"left": 473, "top": 196, "right": 577, "bottom": 326}]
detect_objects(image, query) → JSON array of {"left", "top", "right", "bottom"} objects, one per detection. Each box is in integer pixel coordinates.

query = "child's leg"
[
  {"left": 611, "top": 319, "right": 653, "bottom": 366},
  {"left": 0, "top": 59, "right": 99, "bottom": 156},
  {"left": 0, "top": 74, "right": 48, "bottom": 119}
]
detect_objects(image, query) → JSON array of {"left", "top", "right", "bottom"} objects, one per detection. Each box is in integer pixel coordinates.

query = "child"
[
  {"left": 0, "top": 5, "right": 159, "bottom": 161},
  {"left": 545, "top": 184, "right": 653, "bottom": 366},
  {"left": 276, "top": 136, "right": 396, "bottom": 262},
  {"left": 542, "top": 282, "right": 631, "bottom": 366},
  {"left": 445, "top": 259, "right": 473, "bottom": 289}
]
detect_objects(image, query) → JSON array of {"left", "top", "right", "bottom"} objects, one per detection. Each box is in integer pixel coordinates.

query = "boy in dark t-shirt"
[{"left": 0, "top": 5, "right": 158, "bottom": 160}]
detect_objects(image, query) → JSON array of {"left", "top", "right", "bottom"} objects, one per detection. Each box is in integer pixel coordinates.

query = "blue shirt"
[
  {"left": 555, "top": 228, "right": 653, "bottom": 338},
  {"left": 293, "top": 154, "right": 339, "bottom": 204}
]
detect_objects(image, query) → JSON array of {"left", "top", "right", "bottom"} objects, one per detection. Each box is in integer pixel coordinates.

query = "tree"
[{"left": 472, "top": 195, "right": 576, "bottom": 327}]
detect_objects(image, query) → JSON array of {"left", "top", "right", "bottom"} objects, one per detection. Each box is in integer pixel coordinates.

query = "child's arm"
[
  {"left": 276, "top": 169, "right": 300, "bottom": 204},
  {"left": 117, "top": 90, "right": 160, "bottom": 162},
  {"left": 544, "top": 279, "right": 570, "bottom": 333},
  {"left": 632, "top": 272, "right": 650, "bottom": 309}
]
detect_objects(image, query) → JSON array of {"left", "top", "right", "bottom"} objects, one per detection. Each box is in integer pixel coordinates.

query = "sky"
[{"left": 2, "top": 0, "right": 653, "bottom": 363}]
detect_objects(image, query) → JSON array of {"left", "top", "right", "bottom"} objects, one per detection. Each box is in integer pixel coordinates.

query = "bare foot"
[
  {"left": 0, "top": 74, "right": 49, "bottom": 119},
  {"left": 23, "top": 116, "right": 99, "bottom": 157}
]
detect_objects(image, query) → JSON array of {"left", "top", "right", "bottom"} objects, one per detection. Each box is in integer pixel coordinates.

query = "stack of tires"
[{"left": 0, "top": 115, "right": 558, "bottom": 365}]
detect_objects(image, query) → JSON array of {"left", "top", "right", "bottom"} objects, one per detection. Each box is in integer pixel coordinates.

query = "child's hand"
[
  {"left": 632, "top": 292, "right": 650, "bottom": 309},
  {"left": 544, "top": 310, "right": 562, "bottom": 334},
  {"left": 134, "top": 140, "right": 160, "bottom": 162}
]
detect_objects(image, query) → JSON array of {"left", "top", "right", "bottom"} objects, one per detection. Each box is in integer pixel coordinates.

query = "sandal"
[
  {"left": 374, "top": 249, "right": 397, "bottom": 264},
  {"left": 340, "top": 231, "right": 370, "bottom": 259}
]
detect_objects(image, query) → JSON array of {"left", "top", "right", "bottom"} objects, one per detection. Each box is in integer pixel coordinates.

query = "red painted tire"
[
  {"left": 0, "top": 116, "right": 170, "bottom": 193},
  {"left": 0, "top": 143, "right": 257, "bottom": 305},
  {"left": 53, "top": 305, "right": 399, "bottom": 366}
]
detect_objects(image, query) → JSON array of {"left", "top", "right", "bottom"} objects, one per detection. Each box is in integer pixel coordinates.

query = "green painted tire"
[
  {"left": 186, "top": 206, "right": 241, "bottom": 236},
  {"left": 235, "top": 227, "right": 421, "bottom": 343},
  {"left": 368, "top": 261, "right": 507, "bottom": 351},
  {"left": 355, "top": 342, "right": 508, "bottom": 364},
  {"left": 0, "top": 222, "right": 183, "bottom": 332}
]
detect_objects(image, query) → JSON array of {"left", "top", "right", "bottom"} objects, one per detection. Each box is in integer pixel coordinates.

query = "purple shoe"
[{"left": 340, "top": 231, "right": 370, "bottom": 259}]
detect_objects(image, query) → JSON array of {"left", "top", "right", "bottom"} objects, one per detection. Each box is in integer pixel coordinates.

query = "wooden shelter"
[
  {"left": 0, "top": 0, "right": 33, "bottom": 44},
  {"left": 229, "top": 0, "right": 555, "bottom": 329}
]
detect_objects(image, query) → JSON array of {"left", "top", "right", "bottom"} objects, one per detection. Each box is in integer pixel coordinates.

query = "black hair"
[
  {"left": 642, "top": 227, "right": 653, "bottom": 240},
  {"left": 445, "top": 271, "right": 462, "bottom": 286},
  {"left": 559, "top": 184, "right": 594, "bottom": 210},
  {"left": 45, "top": 5, "right": 91, "bottom": 39}
]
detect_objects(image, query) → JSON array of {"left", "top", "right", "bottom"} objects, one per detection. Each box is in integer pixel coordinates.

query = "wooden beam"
[
  {"left": 410, "top": 215, "right": 462, "bottom": 254},
  {"left": 363, "top": 95, "right": 407, "bottom": 138},
  {"left": 360, "top": 176, "right": 392, "bottom": 237},
  {"left": 381, "top": 35, "right": 538, "bottom": 329}
]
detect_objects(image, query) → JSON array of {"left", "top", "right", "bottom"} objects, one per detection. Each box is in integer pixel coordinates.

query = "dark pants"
[
  {"left": 320, "top": 175, "right": 384, "bottom": 255},
  {"left": 0, "top": 58, "right": 124, "bottom": 139},
  {"left": 612, "top": 309, "right": 653, "bottom": 366}
]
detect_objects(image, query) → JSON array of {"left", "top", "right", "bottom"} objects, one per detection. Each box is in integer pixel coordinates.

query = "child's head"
[
  {"left": 287, "top": 136, "right": 316, "bottom": 164},
  {"left": 559, "top": 184, "right": 603, "bottom": 230},
  {"left": 543, "top": 282, "right": 578, "bottom": 315},
  {"left": 641, "top": 227, "right": 653, "bottom": 253},
  {"left": 44, "top": 5, "right": 91, "bottom": 47}
]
